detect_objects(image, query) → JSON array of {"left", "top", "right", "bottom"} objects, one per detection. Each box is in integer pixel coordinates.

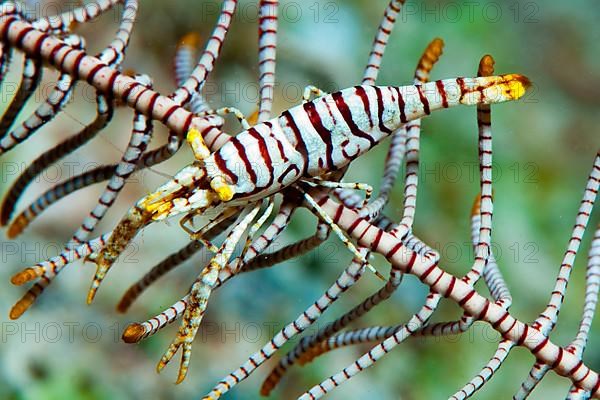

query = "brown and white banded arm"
[
  {"left": 170, "top": 0, "right": 238, "bottom": 106},
  {"left": 0, "top": 14, "right": 231, "bottom": 148},
  {"left": 70, "top": 75, "right": 153, "bottom": 245},
  {"left": 2, "top": 94, "right": 114, "bottom": 234},
  {"left": 257, "top": 0, "right": 278, "bottom": 122},
  {"left": 361, "top": 0, "right": 405, "bottom": 86},
  {"left": 515, "top": 152, "right": 599, "bottom": 399},
  {"left": 0, "top": 34, "right": 83, "bottom": 155},
  {"left": 308, "top": 163, "right": 600, "bottom": 397},
  {"left": 363, "top": 37, "right": 444, "bottom": 220},
  {"left": 174, "top": 33, "right": 211, "bottom": 115},
  {"left": 203, "top": 249, "right": 368, "bottom": 399},
  {"left": 0, "top": 57, "right": 41, "bottom": 138},
  {"left": 31, "top": 0, "right": 123, "bottom": 33},
  {"left": 566, "top": 224, "right": 600, "bottom": 399},
  {"left": 9, "top": 233, "right": 111, "bottom": 319}
]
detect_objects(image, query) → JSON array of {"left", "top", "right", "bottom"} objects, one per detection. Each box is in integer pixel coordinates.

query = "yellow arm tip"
[
  {"left": 428, "top": 37, "right": 445, "bottom": 58},
  {"left": 6, "top": 214, "right": 28, "bottom": 239},
  {"left": 10, "top": 268, "right": 40, "bottom": 286},
  {"left": 10, "top": 293, "right": 35, "bottom": 320},
  {"left": 122, "top": 323, "right": 146, "bottom": 343},
  {"left": 478, "top": 55, "right": 495, "bottom": 77}
]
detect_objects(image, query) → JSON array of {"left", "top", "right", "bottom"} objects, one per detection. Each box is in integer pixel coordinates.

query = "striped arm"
[
  {"left": 122, "top": 298, "right": 188, "bottom": 344},
  {"left": 317, "top": 193, "right": 600, "bottom": 395},
  {"left": 334, "top": 186, "right": 364, "bottom": 209},
  {"left": 567, "top": 387, "right": 593, "bottom": 400},
  {"left": 117, "top": 211, "right": 238, "bottom": 313},
  {"left": 395, "top": 39, "right": 445, "bottom": 230},
  {"left": 0, "top": 35, "right": 82, "bottom": 154},
  {"left": 464, "top": 54, "right": 495, "bottom": 285},
  {"left": 514, "top": 153, "right": 600, "bottom": 398},
  {"left": 450, "top": 340, "right": 515, "bottom": 400},
  {"left": 70, "top": 75, "right": 153, "bottom": 244},
  {"left": 533, "top": 153, "right": 599, "bottom": 333},
  {"left": 0, "top": 15, "right": 232, "bottom": 150},
  {"left": 299, "top": 293, "right": 441, "bottom": 400},
  {"left": 260, "top": 226, "right": 436, "bottom": 395},
  {"left": 402, "top": 231, "right": 440, "bottom": 261},
  {"left": 257, "top": 0, "right": 278, "bottom": 122},
  {"left": 569, "top": 223, "right": 600, "bottom": 355},
  {"left": 2, "top": 95, "right": 114, "bottom": 234},
  {"left": 0, "top": 41, "right": 11, "bottom": 83},
  {"left": 0, "top": 57, "right": 41, "bottom": 139},
  {"left": 174, "top": 33, "right": 210, "bottom": 115},
  {"left": 546, "top": 225, "right": 599, "bottom": 399},
  {"left": 361, "top": 0, "right": 405, "bottom": 86},
  {"left": 174, "top": 33, "right": 200, "bottom": 86},
  {"left": 20, "top": 0, "right": 140, "bottom": 239},
  {"left": 260, "top": 269, "right": 402, "bottom": 396},
  {"left": 3, "top": 119, "right": 226, "bottom": 237},
  {"left": 392, "top": 115, "right": 420, "bottom": 234},
  {"left": 139, "top": 135, "right": 183, "bottom": 165},
  {"left": 365, "top": 194, "right": 505, "bottom": 400},
  {"left": 240, "top": 222, "right": 329, "bottom": 273},
  {"left": 472, "top": 199, "right": 511, "bottom": 305},
  {"left": 360, "top": 127, "right": 405, "bottom": 218},
  {"left": 96, "top": 0, "right": 138, "bottom": 66},
  {"left": 3, "top": 3, "right": 185, "bottom": 238},
  {"left": 418, "top": 55, "right": 500, "bottom": 338},
  {"left": 336, "top": 190, "right": 438, "bottom": 263},
  {"left": 481, "top": 240, "right": 512, "bottom": 306},
  {"left": 203, "top": 251, "right": 367, "bottom": 400},
  {"left": 8, "top": 166, "right": 117, "bottom": 236},
  {"left": 170, "top": 0, "right": 237, "bottom": 106},
  {"left": 117, "top": 242, "right": 201, "bottom": 313},
  {"left": 437, "top": 201, "right": 514, "bottom": 400},
  {"left": 8, "top": 233, "right": 111, "bottom": 319},
  {"left": 156, "top": 204, "right": 261, "bottom": 384},
  {"left": 3, "top": 6, "right": 224, "bottom": 232},
  {"left": 514, "top": 361, "right": 550, "bottom": 400},
  {"left": 363, "top": 37, "right": 444, "bottom": 220},
  {"left": 0, "top": 5, "right": 18, "bottom": 83},
  {"left": 32, "top": 0, "right": 123, "bottom": 32}
]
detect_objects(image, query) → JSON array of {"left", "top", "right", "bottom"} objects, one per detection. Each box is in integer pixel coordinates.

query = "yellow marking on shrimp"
[
  {"left": 187, "top": 128, "right": 211, "bottom": 160},
  {"left": 479, "top": 74, "right": 530, "bottom": 101},
  {"left": 500, "top": 74, "right": 530, "bottom": 100},
  {"left": 210, "top": 176, "right": 235, "bottom": 202}
]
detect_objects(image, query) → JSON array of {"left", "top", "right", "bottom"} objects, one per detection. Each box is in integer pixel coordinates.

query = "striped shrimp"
[{"left": 87, "top": 74, "right": 530, "bottom": 381}]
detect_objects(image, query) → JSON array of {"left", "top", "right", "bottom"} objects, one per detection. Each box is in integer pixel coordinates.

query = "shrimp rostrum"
[{"left": 90, "top": 74, "right": 530, "bottom": 380}]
